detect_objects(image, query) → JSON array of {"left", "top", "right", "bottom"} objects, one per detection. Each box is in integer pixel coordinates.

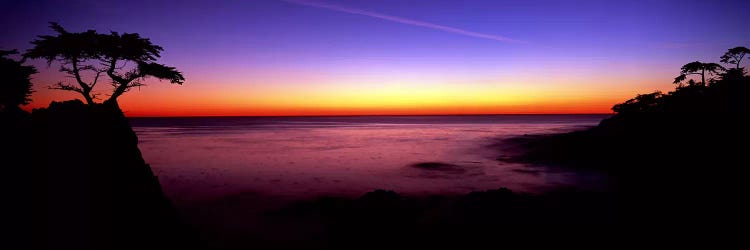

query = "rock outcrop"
[{"left": 24, "top": 100, "right": 196, "bottom": 249}]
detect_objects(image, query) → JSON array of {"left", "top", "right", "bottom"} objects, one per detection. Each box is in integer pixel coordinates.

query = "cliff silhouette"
[
  {"left": 17, "top": 100, "right": 199, "bottom": 249},
  {"left": 0, "top": 25, "right": 200, "bottom": 249}
]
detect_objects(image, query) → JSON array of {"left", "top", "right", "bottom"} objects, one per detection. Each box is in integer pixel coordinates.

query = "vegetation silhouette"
[
  {"left": 720, "top": 46, "right": 750, "bottom": 69},
  {"left": 505, "top": 46, "right": 749, "bottom": 235},
  {"left": 672, "top": 61, "right": 724, "bottom": 87},
  {"left": 515, "top": 46, "right": 749, "bottom": 166},
  {"left": 0, "top": 49, "right": 36, "bottom": 114},
  {"left": 23, "top": 22, "right": 184, "bottom": 106},
  {"left": 1, "top": 49, "right": 38, "bottom": 250}
]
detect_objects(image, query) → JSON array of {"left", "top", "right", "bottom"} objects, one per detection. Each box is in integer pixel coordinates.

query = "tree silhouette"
[
  {"left": 614, "top": 46, "right": 749, "bottom": 115},
  {"left": 720, "top": 46, "right": 750, "bottom": 70},
  {"left": 673, "top": 61, "right": 724, "bottom": 86},
  {"left": 685, "top": 79, "right": 697, "bottom": 87},
  {"left": 1, "top": 50, "right": 37, "bottom": 112},
  {"left": 23, "top": 22, "right": 184, "bottom": 106}
]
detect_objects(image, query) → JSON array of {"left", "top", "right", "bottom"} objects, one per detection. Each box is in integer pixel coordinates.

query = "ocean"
[{"left": 130, "top": 115, "right": 610, "bottom": 204}]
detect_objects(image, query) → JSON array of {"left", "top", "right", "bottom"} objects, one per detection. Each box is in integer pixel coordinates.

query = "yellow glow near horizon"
[{"left": 24, "top": 62, "right": 674, "bottom": 117}]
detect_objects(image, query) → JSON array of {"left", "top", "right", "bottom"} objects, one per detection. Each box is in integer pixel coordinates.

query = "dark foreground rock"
[{"left": 181, "top": 188, "right": 616, "bottom": 249}]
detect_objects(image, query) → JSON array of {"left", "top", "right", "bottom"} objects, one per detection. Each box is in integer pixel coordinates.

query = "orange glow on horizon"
[
  {"left": 24, "top": 79, "right": 655, "bottom": 117},
  {"left": 24, "top": 63, "right": 674, "bottom": 117}
]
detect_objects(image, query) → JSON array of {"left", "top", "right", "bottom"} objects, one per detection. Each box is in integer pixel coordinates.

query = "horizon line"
[{"left": 126, "top": 113, "right": 614, "bottom": 118}]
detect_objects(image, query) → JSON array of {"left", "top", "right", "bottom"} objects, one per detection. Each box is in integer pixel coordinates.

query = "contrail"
[{"left": 280, "top": 0, "right": 522, "bottom": 43}]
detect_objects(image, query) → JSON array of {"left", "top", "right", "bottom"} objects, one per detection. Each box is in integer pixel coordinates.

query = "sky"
[{"left": 2, "top": 0, "right": 749, "bottom": 116}]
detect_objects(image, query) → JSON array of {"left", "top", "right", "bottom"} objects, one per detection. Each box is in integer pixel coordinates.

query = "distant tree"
[
  {"left": 720, "top": 46, "right": 750, "bottom": 70},
  {"left": 673, "top": 61, "right": 724, "bottom": 86},
  {"left": 23, "top": 22, "right": 184, "bottom": 106},
  {"left": 0, "top": 50, "right": 37, "bottom": 112}
]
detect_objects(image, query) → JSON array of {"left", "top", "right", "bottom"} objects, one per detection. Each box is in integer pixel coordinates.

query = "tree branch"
[
  {"left": 48, "top": 82, "right": 84, "bottom": 93},
  {"left": 106, "top": 58, "right": 137, "bottom": 103},
  {"left": 70, "top": 59, "right": 91, "bottom": 92},
  {"left": 66, "top": 59, "right": 96, "bottom": 105},
  {"left": 106, "top": 58, "right": 126, "bottom": 84},
  {"left": 91, "top": 70, "right": 103, "bottom": 89},
  {"left": 59, "top": 65, "right": 74, "bottom": 75}
]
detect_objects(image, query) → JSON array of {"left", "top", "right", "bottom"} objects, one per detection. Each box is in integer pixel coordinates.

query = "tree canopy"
[
  {"left": 673, "top": 61, "right": 724, "bottom": 86},
  {"left": 1, "top": 50, "right": 37, "bottom": 112},
  {"left": 23, "top": 22, "right": 184, "bottom": 105},
  {"left": 720, "top": 46, "right": 750, "bottom": 70}
]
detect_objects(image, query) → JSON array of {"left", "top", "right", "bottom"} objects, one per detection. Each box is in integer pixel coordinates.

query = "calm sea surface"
[{"left": 131, "top": 115, "right": 610, "bottom": 203}]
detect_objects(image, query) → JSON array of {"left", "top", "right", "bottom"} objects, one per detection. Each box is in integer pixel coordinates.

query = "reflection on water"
[{"left": 131, "top": 115, "right": 609, "bottom": 203}]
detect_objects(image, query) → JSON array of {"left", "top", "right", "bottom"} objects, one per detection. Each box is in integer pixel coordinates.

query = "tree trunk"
[
  {"left": 108, "top": 82, "right": 128, "bottom": 103},
  {"left": 83, "top": 94, "right": 95, "bottom": 106},
  {"left": 701, "top": 69, "right": 706, "bottom": 86},
  {"left": 79, "top": 90, "right": 95, "bottom": 106},
  {"left": 103, "top": 98, "right": 120, "bottom": 111}
]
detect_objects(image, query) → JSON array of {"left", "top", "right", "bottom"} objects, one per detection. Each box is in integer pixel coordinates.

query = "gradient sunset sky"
[{"left": 2, "top": 0, "right": 749, "bottom": 116}]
